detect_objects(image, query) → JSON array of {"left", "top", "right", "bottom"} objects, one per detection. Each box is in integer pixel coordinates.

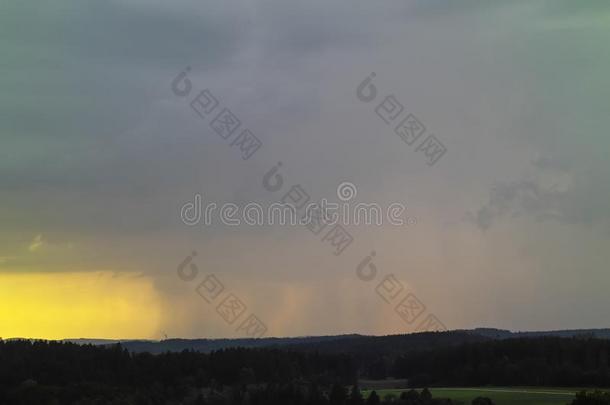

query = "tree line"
[
  {"left": 392, "top": 337, "right": 610, "bottom": 387},
  {"left": 3, "top": 336, "right": 610, "bottom": 404}
]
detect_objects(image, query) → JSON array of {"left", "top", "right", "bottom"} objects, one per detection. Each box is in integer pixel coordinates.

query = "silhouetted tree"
[
  {"left": 472, "top": 397, "right": 494, "bottom": 405},
  {"left": 420, "top": 388, "right": 432, "bottom": 403},
  {"left": 571, "top": 390, "right": 610, "bottom": 405},
  {"left": 366, "top": 391, "right": 380, "bottom": 405},
  {"left": 348, "top": 384, "right": 363, "bottom": 405},
  {"left": 330, "top": 383, "right": 347, "bottom": 405}
]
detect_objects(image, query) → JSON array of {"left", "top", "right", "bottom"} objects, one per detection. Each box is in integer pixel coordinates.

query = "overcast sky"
[{"left": 1, "top": 0, "right": 609, "bottom": 339}]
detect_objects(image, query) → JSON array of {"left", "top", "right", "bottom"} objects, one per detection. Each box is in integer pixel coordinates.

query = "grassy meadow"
[{"left": 362, "top": 387, "right": 579, "bottom": 405}]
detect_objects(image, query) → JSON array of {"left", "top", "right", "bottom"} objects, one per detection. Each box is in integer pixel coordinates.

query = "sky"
[{"left": 1, "top": 0, "right": 609, "bottom": 340}]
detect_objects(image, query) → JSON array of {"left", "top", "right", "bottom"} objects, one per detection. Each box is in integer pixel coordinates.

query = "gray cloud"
[{"left": 471, "top": 160, "right": 610, "bottom": 231}]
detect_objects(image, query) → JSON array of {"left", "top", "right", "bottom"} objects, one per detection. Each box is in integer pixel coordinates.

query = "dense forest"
[
  {"left": 2, "top": 335, "right": 610, "bottom": 404},
  {"left": 392, "top": 337, "right": 610, "bottom": 387},
  {"left": 0, "top": 339, "right": 354, "bottom": 404}
]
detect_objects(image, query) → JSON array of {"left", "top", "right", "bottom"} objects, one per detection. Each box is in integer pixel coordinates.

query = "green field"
[{"left": 363, "top": 387, "right": 578, "bottom": 405}]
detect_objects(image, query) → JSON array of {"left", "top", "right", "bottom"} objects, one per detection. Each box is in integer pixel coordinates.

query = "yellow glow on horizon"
[{"left": 0, "top": 271, "right": 164, "bottom": 340}]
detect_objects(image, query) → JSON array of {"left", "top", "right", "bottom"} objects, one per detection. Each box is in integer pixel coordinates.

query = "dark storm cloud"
[{"left": 2, "top": 0, "right": 610, "bottom": 336}]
